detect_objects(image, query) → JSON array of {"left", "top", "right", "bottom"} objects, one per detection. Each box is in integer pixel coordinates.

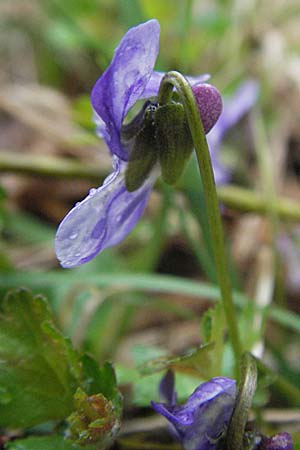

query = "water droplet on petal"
[
  {"left": 74, "top": 252, "right": 81, "bottom": 257},
  {"left": 69, "top": 233, "right": 77, "bottom": 240},
  {"left": 89, "top": 188, "right": 97, "bottom": 196}
]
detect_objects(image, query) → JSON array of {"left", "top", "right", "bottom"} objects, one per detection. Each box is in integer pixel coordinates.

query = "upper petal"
[
  {"left": 91, "top": 19, "right": 160, "bottom": 160},
  {"left": 159, "top": 370, "right": 177, "bottom": 407},
  {"left": 55, "top": 158, "right": 158, "bottom": 268}
]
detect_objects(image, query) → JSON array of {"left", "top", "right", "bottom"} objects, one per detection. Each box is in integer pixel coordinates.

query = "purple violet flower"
[
  {"left": 55, "top": 19, "right": 222, "bottom": 268},
  {"left": 206, "top": 80, "right": 259, "bottom": 185},
  {"left": 152, "top": 375, "right": 236, "bottom": 450}
]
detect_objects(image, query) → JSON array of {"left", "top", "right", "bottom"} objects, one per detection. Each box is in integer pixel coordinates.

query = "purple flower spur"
[
  {"left": 152, "top": 373, "right": 236, "bottom": 450},
  {"left": 55, "top": 19, "right": 222, "bottom": 268}
]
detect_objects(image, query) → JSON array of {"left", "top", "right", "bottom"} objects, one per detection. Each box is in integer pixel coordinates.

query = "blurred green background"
[{"left": 1, "top": 0, "right": 300, "bottom": 444}]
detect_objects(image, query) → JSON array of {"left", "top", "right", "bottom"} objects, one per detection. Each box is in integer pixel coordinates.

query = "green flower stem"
[
  {"left": 158, "top": 71, "right": 242, "bottom": 376},
  {"left": 226, "top": 352, "right": 257, "bottom": 450}
]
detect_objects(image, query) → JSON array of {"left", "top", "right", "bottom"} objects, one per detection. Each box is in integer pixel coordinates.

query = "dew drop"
[
  {"left": 75, "top": 252, "right": 81, "bottom": 257},
  {"left": 69, "top": 233, "right": 77, "bottom": 240},
  {"left": 89, "top": 188, "right": 96, "bottom": 196}
]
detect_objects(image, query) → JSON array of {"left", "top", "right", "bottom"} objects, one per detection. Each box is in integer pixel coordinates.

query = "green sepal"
[
  {"left": 125, "top": 105, "right": 158, "bottom": 192},
  {"left": 156, "top": 102, "right": 193, "bottom": 185}
]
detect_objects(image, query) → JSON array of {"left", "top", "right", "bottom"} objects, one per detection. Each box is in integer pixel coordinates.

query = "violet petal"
[
  {"left": 152, "top": 377, "right": 236, "bottom": 450},
  {"left": 55, "top": 158, "right": 158, "bottom": 268},
  {"left": 159, "top": 370, "right": 177, "bottom": 407},
  {"left": 91, "top": 19, "right": 160, "bottom": 161}
]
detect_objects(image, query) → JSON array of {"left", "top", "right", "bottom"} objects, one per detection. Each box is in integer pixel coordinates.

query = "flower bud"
[{"left": 192, "top": 83, "right": 222, "bottom": 134}]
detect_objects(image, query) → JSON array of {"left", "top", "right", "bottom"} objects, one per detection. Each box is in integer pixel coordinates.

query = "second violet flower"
[
  {"left": 152, "top": 372, "right": 237, "bottom": 450},
  {"left": 55, "top": 19, "right": 222, "bottom": 268}
]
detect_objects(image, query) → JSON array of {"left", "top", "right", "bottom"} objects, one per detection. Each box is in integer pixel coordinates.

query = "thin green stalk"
[
  {"left": 157, "top": 71, "right": 242, "bottom": 376},
  {"left": 227, "top": 352, "right": 257, "bottom": 450}
]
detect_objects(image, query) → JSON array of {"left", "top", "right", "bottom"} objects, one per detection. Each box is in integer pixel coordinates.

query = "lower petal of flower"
[{"left": 55, "top": 157, "right": 158, "bottom": 268}]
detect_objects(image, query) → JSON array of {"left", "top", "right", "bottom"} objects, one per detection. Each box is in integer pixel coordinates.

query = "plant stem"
[
  {"left": 157, "top": 71, "right": 242, "bottom": 376},
  {"left": 227, "top": 352, "right": 257, "bottom": 450}
]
